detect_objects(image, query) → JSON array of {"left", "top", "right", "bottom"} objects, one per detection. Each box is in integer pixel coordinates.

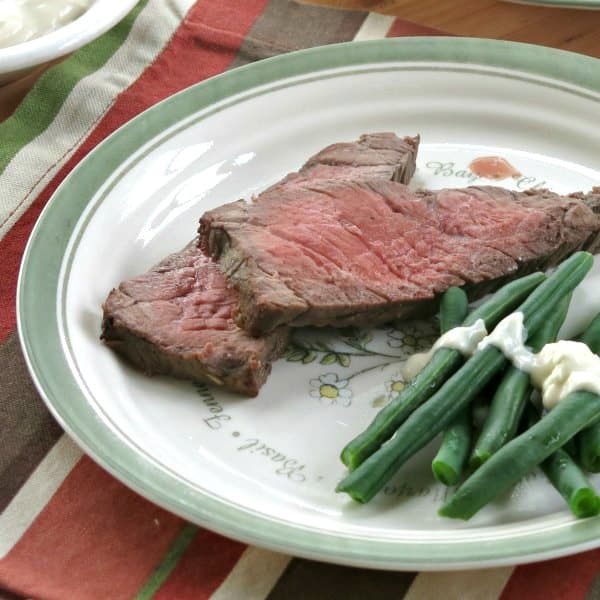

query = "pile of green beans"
[
  {"left": 336, "top": 251, "right": 600, "bottom": 520},
  {"left": 439, "top": 391, "right": 600, "bottom": 520},
  {"left": 340, "top": 272, "right": 546, "bottom": 471},
  {"left": 469, "top": 294, "right": 572, "bottom": 469}
]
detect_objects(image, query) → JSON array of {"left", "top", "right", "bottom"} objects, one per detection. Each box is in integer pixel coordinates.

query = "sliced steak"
[
  {"left": 101, "top": 242, "right": 289, "bottom": 396},
  {"left": 200, "top": 182, "right": 600, "bottom": 336},
  {"left": 102, "top": 133, "right": 419, "bottom": 395}
]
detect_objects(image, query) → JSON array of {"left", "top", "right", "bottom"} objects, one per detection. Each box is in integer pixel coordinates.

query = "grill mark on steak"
[{"left": 200, "top": 179, "right": 600, "bottom": 336}]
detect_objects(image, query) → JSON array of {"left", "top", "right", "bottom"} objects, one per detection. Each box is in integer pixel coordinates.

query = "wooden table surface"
[
  {"left": 1, "top": 0, "right": 600, "bottom": 121},
  {"left": 306, "top": 0, "right": 600, "bottom": 56}
]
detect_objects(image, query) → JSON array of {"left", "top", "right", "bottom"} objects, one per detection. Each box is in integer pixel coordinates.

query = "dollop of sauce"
[
  {"left": 477, "top": 312, "right": 533, "bottom": 370},
  {"left": 477, "top": 312, "right": 600, "bottom": 410},
  {"left": 402, "top": 319, "right": 487, "bottom": 381},
  {"left": 529, "top": 341, "right": 600, "bottom": 410},
  {"left": 0, "top": 0, "right": 93, "bottom": 49},
  {"left": 468, "top": 156, "right": 521, "bottom": 180},
  {"left": 402, "top": 310, "right": 600, "bottom": 409}
]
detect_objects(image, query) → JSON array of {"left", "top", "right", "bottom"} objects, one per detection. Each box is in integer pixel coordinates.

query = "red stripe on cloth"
[
  {"left": 152, "top": 529, "right": 246, "bottom": 600},
  {"left": 0, "top": 457, "right": 185, "bottom": 600},
  {"left": 500, "top": 548, "right": 600, "bottom": 600},
  {"left": 0, "top": 0, "right": 269, "bottom": 344},
  {"left": 92, "top": 0, "right": 271, "bottom": 130},
  {"left": 0, "top": 206, "right": 38, "bottom": 343},
  {"left": 386, "top": 18, "right": 446, "bottom": 38}
]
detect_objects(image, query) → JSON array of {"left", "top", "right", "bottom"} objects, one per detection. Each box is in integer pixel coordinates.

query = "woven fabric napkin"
[{"left": 1, "top": 1, "right": 599, "bottom": 598}]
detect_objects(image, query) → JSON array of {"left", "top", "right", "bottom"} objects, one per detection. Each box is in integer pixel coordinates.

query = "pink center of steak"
[
  {"left": 116, "top": 246, "right": 239, "bottom": 346},
  {"left": 200, "top": 180, "right": 600, "bottom": 334},
  {"left": 101, "top": 243, "right": 289, "bottom": 395},
  {"left": 221, "top": 183, "right": 520, "bottom": 304}
]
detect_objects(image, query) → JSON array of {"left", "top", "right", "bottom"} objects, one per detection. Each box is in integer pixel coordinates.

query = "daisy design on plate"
[
  {"left": 385, "top": 372, "right": 406, "bottom": 397},
  {"left": 385, "top": 321, "right": 437, "bottom": 357},
  {"left": 371, "top": 371, "right": 406, "bottom": 408},
  {"left": 310, "top": 373, "right": 352, "bottom": 407}
]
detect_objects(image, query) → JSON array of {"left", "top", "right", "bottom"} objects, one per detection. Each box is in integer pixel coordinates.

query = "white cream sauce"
[
  {"left": 529, "top": 341, "right": 600, "bottom": 410},
  {"left": 477, "top": 312, "right": 600, "bottom": 409},
  {"left": 477, "top": 312, "right": 533, "bottom": 370},
  {"left": 402, "top": 310, "right": 600, "bottom": 409},
  {"left": 402, "top": 319, "right": 487, "bottom": 381},
  {"left": 0, "top": 0, "right": 93, "bottom": 49}
]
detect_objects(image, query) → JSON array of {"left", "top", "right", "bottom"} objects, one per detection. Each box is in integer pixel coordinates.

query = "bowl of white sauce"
[{"left": 0, "top": 0, "right": 139, "bottom": 83}]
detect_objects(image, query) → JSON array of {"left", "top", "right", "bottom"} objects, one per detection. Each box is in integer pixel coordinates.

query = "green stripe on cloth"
[
  {"left": 0, "top": 0, "right": 148, "bottom": 175},
  {"left": 133, "top": 524, "right": 198, "bottom": 600}
]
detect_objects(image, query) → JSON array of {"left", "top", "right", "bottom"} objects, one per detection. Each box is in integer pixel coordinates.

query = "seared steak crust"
[{"left": 297, "top": 132, "right": 419, "bottom": 184}]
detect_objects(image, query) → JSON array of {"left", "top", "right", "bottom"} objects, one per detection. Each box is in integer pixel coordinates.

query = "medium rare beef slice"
[
  {"left": 101, "top": 242, "right": 289, "bottom": 396},
  {"left": 101, "top": 133, "right": 417, "bottom": 393},
  {"left": 200, "top": 181, "right": 600, "bottom": 336},
  {"left": 197, "top": 132, "right": 421, "bottom": 335}
]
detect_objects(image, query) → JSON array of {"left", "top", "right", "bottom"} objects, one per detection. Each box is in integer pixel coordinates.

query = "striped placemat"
[{"left": 1, "top": 1, "right": 599, "bottom": 598}]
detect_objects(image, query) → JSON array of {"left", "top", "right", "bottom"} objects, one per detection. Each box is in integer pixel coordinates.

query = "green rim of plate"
[{"left": 18, "top": 37, "right": 600, "bottom": 570}]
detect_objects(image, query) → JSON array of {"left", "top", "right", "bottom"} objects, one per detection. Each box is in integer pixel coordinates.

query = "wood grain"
[{"left": 302, "top": 0, "right": 600, "bottom": 57}]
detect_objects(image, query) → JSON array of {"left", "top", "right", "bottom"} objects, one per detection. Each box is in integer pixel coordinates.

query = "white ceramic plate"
[
  {"left": 0, "top": 0, "right": 138, "bottom": 83},
  {"left": 18, "top": 38, "right": 600, "bottom": 570}
]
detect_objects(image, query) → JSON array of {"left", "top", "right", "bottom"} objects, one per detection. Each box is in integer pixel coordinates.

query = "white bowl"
[{"left": 0, "top": 0, "right": 139, "bottom": 84}]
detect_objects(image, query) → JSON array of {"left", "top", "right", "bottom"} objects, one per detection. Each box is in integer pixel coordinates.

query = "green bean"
[
  {"left": 545, "top": 450, "right": 600, "bottom": 517},
  {"left": 432, "top": 287, "right": 471, "bottom": 486},
  {"left": 578, "top": 312, "right": 600, "bottom": 353},
  {"left": 469, "top": 295, "right": 571, "bottom": 469},
  {"left": 439, "top": 287, "right": 470, "bottom": 334},
  {"left": 469, "top": 369, "right": 530, "bottom": 469},
  {"left": 576, "top": 312, "right": 600, "bottom": 472},
  {"left": 337, "top": 252, "right": 593, "bottom": 503},
  {"left": 432, "top": 409, "right": 473, "bottom": 486},
  {"left": 526, "top": 404, "right": 600, "bottom": 519},
  {"left": 439, "top": 391, "right": 600, "bottom": 520},
  {"left": 340, "top": 272, "right": 546, "bottom": 471},
  {"left": 579, "top": 427, "right": 600, "bottom": 473}
]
